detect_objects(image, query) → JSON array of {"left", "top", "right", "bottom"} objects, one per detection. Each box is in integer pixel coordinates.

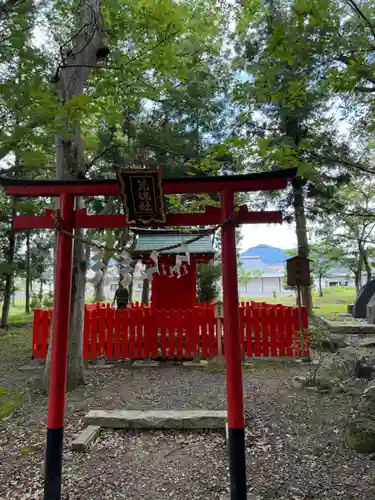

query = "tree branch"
[
  {"left": 346, "top": 0, "right": 375, "bottom": 42},
  {"left": 354, "top": 86, "right": 375, "bottom": 93}
]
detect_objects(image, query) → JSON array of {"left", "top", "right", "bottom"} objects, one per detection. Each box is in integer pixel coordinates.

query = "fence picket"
[
  {"left": 260, "top": 308, "right": 270, "bottom": 357},
  {"left": 207, "top": 308, "right": 216, "bottom": 358},
  {"left": 160, "top": 311, "right": 167, "bottom": 358},
  {"left": 129, "top": 310, "right": 136, "bottom": 359},
  {"left": 168, "top": 311, "right": 175, "bottom": 360},
  {"left": 239, "top": 306, "right": 245, "bottom": 358},
  {"left": 276, "top": 307, "right": 286, "bottom": 357},
  {"left": 32, "top": 308, "right": 41, "bottom": 359},
  {"left": 269, "top": 308, "right": 278, "bottom": 357},
  {"left": 106, "top": 308, "right": 114, "bottom": 360},
  {"left": 252, "top": 309, "right": 261, "bottom": 357},
  {"left": 136, "top": 309, "right": 143, "bottom": 359},
  {"left": 143, "top": 309, "right": 150, "bottom": 359},
  {"left": 186, "top": 310, "right": 195, "bottom": 359},
  {"left": 83, "top": 309, "right": 90, "bottom": 360},
  {"left": 293, "top": 307, "right": 302, "bottom": 357},
  {"left": 98, "top": 308, "right": 106, "bottom": 358},
  {"left": 245, "top": 308, "right": 253, "bottom": 358},
  {"left": 114, "top": 309, "right": 121, "bottom": 359},
  {"left": 121, "top": 309, "right": 129, "bottom": 359},
  {"left": 89, "top": 310, "right": 98, "bottom": 360},
  {"left": 151, "top": 311, "right": 159, "bottom": 359},
  {"left": 200, "top": 309, "right": 208, "bottom": 358},
  {"left": 41, "top": 310, "right": 49, "bottom": 359}
]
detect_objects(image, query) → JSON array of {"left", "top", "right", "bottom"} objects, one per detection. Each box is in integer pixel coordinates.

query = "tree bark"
[
  {"left": 364, "top": 249, "right": 372, "bottom": 283},
  {"left": 25, "top": 231, "right": 30, "bottom": 314},
  {"left": 66, "top": 209, "right": 86, "bottom": 391},
  {"left": 38, "top": 280, "right": 43, "bottom": 303},
  {"left": 94, "top": 260, "right": 108, "bottom": 302},
  {"left": 0, "top": 200, "right": 16, "bottom": 328},
  {"left": 356, "top": 244, "right": 365, "bottom": 293},
  {"left": 292, "top": 178, "right": 312, "bottom": 314},
  {"left": 318, "top": 275, "right": 323, "bottom": 297},
  {"left": 43, "top": 0, "right": 105, "bottom": 390}
]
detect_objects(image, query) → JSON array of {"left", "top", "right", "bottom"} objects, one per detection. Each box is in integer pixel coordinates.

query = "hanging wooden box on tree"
[{"left": 286, "top": 255, "right": 311, "bottom": 287}]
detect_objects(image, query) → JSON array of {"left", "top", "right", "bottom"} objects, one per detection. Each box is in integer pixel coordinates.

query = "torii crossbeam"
[{"left": 0, "top": 167, "right": 296, "bottom": 500}]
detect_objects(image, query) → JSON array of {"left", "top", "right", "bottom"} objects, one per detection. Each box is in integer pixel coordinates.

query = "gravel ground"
[{"left": 0, "top": 362, "right": 374, "bottom": 499}]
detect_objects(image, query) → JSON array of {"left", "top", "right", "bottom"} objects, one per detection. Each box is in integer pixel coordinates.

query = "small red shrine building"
[{"left": 132, "top": 229, "right": 216, "bottom": 310}]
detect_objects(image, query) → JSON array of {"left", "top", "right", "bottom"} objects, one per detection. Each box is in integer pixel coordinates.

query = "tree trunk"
[
  {"left": 94, "top": 260, "right": 108, "bottom": 302},
  {"left": 0, "top": 201, "right": 16, "bottom": 328},
  {"left": 141, "top": 278, "right": 149, "bottom": 303},
  {"left": 66, "top": 218, "right": 86, "bottom": 391},
  {"left": 25, "top": 232, "right": 31, "bottom": 314},
  {"left": 292, "top": 178, "right": 312, "bottom": 314},
  {"left": 356, "top": 244, "right": 365, "bottom": 293},
  {"left": 128, "top": 277, "right": 134, "bottom": 303},
  {"left": 355, "top": 270, "right": 362, "bottom": 296},
  {"left": 43, "top": 0, "right": 105, "bottom": 391},
  {"left": 364, "top": 249, "right": 372, "bottom": 283},
  {"left": 39, "top": 280, "right": 43, "bottom": 303},
  {"left": 318, "top": 275, "right": 323, "bottom": 297}
]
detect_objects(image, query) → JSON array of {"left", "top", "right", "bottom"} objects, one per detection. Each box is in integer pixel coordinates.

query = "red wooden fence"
[{"left": 32, "top": 302, "right": 310, "bottom": 360}]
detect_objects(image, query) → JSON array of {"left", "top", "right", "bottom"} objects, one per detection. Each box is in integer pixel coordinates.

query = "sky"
[{"left": 240, "top": 223, "right": 297, "bottom": 252}]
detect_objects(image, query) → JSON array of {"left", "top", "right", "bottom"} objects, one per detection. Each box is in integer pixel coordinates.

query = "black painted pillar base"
[
  {"left": 228, "top": 428, "right": 247, "bottom": 500},
  {"left": 44, "top": 427, "right": 64, "bottom": 500}
]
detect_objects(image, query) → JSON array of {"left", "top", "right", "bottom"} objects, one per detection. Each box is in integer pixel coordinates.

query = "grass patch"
[
  {"left": 201, "top": 364, "right": 226, "bottom": 372},
  {"left": 241, "top": 287, "right": 356, "bottom": 318},
  {"left": 8, "top": 304, "right": 33, "bottom": 324},
  {"left": 0, "top": 325, "right": 32, "bottom": 365},
  {"left": 0, "top": 387, "right": 23, "bottom": 420},
  {"left": 20, "top": 445, "right": 40, "bottom": 455}
]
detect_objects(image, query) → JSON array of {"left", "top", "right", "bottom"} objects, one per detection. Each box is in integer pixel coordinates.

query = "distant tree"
[
  {"left": 238, "top": 268, "right": 264, "bottom": 293},
  {"left": 196, "top": 262, "right": 221, "bottom": 303},
  {"left": 310, "top": 245, "right": 337, "bottom": 297}
]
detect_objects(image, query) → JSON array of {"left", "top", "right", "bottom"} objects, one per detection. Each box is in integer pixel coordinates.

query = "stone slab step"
[
  {"left": 132, "top": 360, "right": 160, "bottom": 367},
  {"left": 85, "top": 410, "right": 227, "bottom": 430},
  {"left": 71, "top": 425, "right": 100, "bottom": 452}
]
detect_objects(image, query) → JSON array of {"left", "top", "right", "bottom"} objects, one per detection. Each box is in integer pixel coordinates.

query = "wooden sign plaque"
[{"left": 117, "top": 168, "right": 166, "bottom": 225}]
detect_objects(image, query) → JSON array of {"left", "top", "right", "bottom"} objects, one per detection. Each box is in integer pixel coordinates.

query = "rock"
[
  {"left": 316, "top": 378, "right": 334, "bottom": 392},
  {"left": 346, "top": 418, "right": 375, "bottom": 453},
  {"left": 355, "top": 358, "right": 375, "bottom": 379},
  {"left": 320, "top": 335, "right": 348, "bottom": 353},
  {"left": 364, "top": 383, "right": 375, "bottom": 400},
  {"left": 306, "top": 386, "right": 319, "bottom": 393},
  {"left": 320, "top": 350, "right": 357, "bottom": 381},
  {"left": 360, "top": 338, "right": 375, "bottom": 348},
  {"left": 367, "top": 294, "right": 375, "bottom": 324},
  {"left": 339, "top": 346, "right": 358, "bottom": 360},
  {"left": 292, "top": 375, "right": 307, "bottom": 389},
  {"left": 356, "top": 383, "right": 375, "bottom": 418}
]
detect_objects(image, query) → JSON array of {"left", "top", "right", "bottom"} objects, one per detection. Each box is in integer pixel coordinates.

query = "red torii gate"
[{"left": 0, "top": 168, "right": 296, "bottom": 500}]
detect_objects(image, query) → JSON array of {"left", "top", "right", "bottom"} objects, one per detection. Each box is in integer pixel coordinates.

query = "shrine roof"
[{"left": 132, "top": 229, "right": 215, "bottom": 255}]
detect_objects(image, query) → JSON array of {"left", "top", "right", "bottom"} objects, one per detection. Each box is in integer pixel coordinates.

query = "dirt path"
[{"left": 0, "top": 360, "right": 374, "bottom": 499}]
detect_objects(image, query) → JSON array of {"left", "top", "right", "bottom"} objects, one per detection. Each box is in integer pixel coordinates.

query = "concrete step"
[
  {"left": 71, "top": 425, "right": 100, "bottom": 452},
  {"left": 85, "top": 409, "right": 227, "bottom": 430}
]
